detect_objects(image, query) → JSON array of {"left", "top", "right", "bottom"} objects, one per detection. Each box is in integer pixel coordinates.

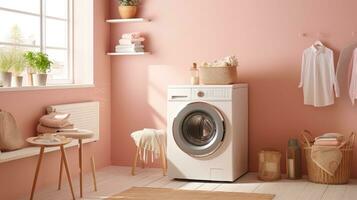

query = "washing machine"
[{"left": 167, "top": 84, "right": 248, "bottom": 182}]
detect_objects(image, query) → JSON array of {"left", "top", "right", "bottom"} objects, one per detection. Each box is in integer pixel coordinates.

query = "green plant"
[
  {"left": 24, "top": 51, "right": 53, "bottom": 74},
  {"left": 0, "top": 49, "right": 26, "bottom": 73},
  {"left": 117, "top": 0, "right": 140, "bottom": 6},
  {"left": 0, "top": 50, "right": 12, "bottom": 72},
  {"left": 11, "top": 50, "right": 26, "bottom": 75}
]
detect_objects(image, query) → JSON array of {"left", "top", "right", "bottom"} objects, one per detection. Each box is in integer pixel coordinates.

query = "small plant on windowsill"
[
  {"left": 117, "top": 0, "right": 140, "bottom": 19},
  {"left": 11, "top": 50, "right": 26, "bottom": 87},
  {"left": 0, "top": 50, "right": 13, "bottom": 87},
  {"left": 24, "top": 51, "right": 53, "bottom": 86}
]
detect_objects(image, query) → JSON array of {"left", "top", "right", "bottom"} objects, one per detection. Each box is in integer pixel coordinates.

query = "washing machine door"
[{"left": 173, "top": 102, "right": 225, "bottom": 157}]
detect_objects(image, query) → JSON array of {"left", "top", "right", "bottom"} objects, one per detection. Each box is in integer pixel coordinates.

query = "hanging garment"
[
  {"left": 299, "top": 43, "right": 340, "bottom": 107},
  {"left": 336, "top": 42, "right": 357, "bottom": 98},
  {"left": 348, "top": 48, "right": 357, "bottom": 104}
]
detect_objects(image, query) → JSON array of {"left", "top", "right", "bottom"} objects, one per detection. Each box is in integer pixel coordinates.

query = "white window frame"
[
  {"left": 0, "top": 0, "right": 94, "bottom": 91},
  {"left": 0, "top": 0, "right": 73, "bottom": 85}
]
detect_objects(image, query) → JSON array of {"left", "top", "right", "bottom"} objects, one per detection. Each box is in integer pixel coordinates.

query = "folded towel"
[
  {"left": 39, "top": 112, "right": 71, "bottom": 128},
  {"left": 115, "top": 44, "right": 144, "bottom": 49},
  {"left": 37, "top": 124, "right": 76, "bottom": 134},
  {"left": 311, "top": 145, "right": 342, "bottom": 176},
  {"left": 115, "top": 47, "right": 144, "bottom": 53},
  {"left": 200, "top": 56, "right": 238, "bottom": 68},
  {"left": 315, "top": 133, "right": 344, "bottom": 142},
  {"left": 119, "top": 38, "right": 145, "bottom": 45},
  {"left": 314, "top": 140, "right": 341, "bottom": 146},
  {"left": 122, "top": 32, "right": 141, "bottom": 39}
]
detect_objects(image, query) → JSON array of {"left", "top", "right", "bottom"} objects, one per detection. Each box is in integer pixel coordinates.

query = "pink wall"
[
  {"left": 0, "top": 0, "right": 111, "bottom": 199},
  {"left": 110, "top": 0, "right": 357, "bottom": 177}
]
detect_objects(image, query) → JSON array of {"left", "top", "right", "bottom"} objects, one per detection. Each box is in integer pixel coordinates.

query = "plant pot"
[
  {"left": 33, "top": 74, "right": 47, "bottom": 86},
  {"left": 27, "top": 73, "right": 34, "bottom": 86},
  {"left": 118, "top": 6, "right": 137, "bottom": 19},
  {"left": 0, "top": 72, "right": 12, "bottom": 87},
  {"left": 15, "top": 76, "right": 23, "bottom": 87}
]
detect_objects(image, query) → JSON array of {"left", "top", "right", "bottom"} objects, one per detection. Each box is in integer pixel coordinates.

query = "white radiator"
[
  {"left": 48, "top": 101, "right": 100, "bottom": 142},
  {"left": 0, "top": 101, "right": 100, "bottom": 163}
]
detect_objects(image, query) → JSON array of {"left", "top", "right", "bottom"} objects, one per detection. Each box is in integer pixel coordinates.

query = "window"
[{"left": 0, "top": 0, "right": 93, "bottom": 88}]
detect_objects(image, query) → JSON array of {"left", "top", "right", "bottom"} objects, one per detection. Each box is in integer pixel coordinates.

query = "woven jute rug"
[{"left": 108, "top": 187, "right": 275, "bottom": 200}]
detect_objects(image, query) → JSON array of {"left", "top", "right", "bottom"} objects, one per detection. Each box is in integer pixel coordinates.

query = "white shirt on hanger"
[
  {"left": 348, "top": 48, "right": 357, "bottom": 104},
  {"left": 299, "top": 43, "right": 340, "bottom": 107}
]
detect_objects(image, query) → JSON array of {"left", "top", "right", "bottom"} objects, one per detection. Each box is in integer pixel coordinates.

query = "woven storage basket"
[
  {"left": 198, "top": 66, "right": 237, "bottom": 85},
  {"left": 301, "top": 130, "right": 355, "bottom": 184}
]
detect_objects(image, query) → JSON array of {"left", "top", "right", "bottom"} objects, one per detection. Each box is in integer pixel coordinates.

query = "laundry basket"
[
  {"left": 198, "top": 66, "right": 237, "bottom": 85},
  {"left": 301, "top": 130, "right": 355, "bottom": 184}
]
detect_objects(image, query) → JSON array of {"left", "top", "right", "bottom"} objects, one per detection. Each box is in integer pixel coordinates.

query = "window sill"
[{"left": 0, "top": 84, "right": 95, "bottom": 92}]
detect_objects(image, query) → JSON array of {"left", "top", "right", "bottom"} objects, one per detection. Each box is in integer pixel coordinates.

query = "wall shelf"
[
  {"left": 106, "top": 18, "right": 150, "bottom": 23},
  {"left": 107, "top": 52, "right": 150, "bottom": 56}
]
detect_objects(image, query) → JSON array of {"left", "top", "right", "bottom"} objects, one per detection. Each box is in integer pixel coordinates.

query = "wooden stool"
[
  {"left": 57, "top": 131, "right": 97, "bottom": 198},
  {"left": 131, "top": 130, "right": 167, "bottom": 176},
  {"left": 26, "top": 136, "right": 75, "bottom": 200}
]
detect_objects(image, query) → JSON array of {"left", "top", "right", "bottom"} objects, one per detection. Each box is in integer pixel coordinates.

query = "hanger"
[{"left": 314, "top": 40, "right": 324, "bottom": 47}]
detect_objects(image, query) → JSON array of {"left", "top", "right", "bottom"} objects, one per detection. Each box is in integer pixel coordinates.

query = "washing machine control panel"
[
  {"left": 192, "top": 88, "right": 231, "bottom": 100},
  {"left": 197, "top": 91, "right": 205, "bottom": 97},
  {"left": 168, "top": 87, "right": 234, "bottom": 101}
]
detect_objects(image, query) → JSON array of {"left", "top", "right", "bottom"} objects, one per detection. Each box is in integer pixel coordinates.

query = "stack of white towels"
[{"left": 115, "top": 32, "right": 145, "bottom": 53}]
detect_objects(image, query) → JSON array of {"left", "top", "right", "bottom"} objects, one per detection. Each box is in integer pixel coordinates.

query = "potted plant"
[
  {"left": 24, "top": 51, "right": 53, "bottom": 86},
  {"left": 117, "top": 0, "right": 140, "bottom": 19},
  {"left": 12, "top": 51, "right": 26, "bottom": 87},
  {"left": 0, "top": 50, "right": 12, "bottom": 87}
]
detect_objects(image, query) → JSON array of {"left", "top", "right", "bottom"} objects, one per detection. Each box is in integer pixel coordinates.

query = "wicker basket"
[
  {"left": 198, "top": 66, "right": 237, "bottom": 85},
  {"left": 301, "top": 130, "right": 355, "bottom": 184}
]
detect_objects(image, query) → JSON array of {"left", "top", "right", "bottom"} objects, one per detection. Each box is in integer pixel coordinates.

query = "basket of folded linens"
[
  {"left": 301, "top": 130, "right": 355, "bottom": 184},
  {"left": 198, "top": 56, "right": 238, "bottom": 85}
]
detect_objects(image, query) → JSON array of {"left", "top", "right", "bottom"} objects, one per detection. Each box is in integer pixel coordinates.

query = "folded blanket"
[
  {"left": 131, "top": 129, "right": 166, "bottom": 163},
  {"left": 311, "top": 145, "right": 342, "bottom": 176},
  {"left": 37, "top": 124, "right": 75, "bottom": 134},
  {"left": 39, "top": 112, "right": 71, "bottom": 128}
]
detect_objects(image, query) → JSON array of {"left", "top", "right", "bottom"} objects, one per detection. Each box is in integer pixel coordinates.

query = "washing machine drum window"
[{"left": 173, "top": 102, "right": 225, "bottom": 157}]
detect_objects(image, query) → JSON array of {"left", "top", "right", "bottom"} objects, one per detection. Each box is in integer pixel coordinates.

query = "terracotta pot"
[
  {"left": 0, "top": 71, "right": 12, "bottom": 87},
  {"left": 118, "top": 6, "right": 137, "bottom": 19},
  {"left": 33, "top": 74, "right": 47, "bottom": 86},
  {"left": 15, "top": 76, "right": 23, "bottom": 87}
]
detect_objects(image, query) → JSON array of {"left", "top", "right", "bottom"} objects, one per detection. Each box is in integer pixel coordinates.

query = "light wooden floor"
[{"left": 21, "top": 166, "right": 357, "bottom": 200}]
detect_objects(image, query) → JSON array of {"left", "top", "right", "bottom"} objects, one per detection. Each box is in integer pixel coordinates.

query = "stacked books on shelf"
[{"left": 115, "top": 32, "right": 145, "bottom": 53}]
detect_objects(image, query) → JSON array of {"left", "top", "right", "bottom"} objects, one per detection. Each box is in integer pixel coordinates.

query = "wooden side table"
[
  {"left": 57, "top": 131, "right": 97, "bottom": 198},
  {"left": 26, "top": 136, "right": 75, "bottom": 200}
]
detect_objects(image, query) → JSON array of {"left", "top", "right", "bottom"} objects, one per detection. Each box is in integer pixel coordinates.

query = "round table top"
[
  {"left": 56, "top": 130, "right": 94, "bottom": 139},
  {"left": 26, "top": 136, "right": 72, "bottom": 147}
]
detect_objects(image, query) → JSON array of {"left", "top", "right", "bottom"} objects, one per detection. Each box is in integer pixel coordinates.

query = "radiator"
[
  {"left": 0, "top": 101, "right": 100, "bottom": 163},
  {"left": 48, "top": 101, "right": 100, "bottom": 142}
]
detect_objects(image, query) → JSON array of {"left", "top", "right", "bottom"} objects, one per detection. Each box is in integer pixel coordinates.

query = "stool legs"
[
  {"left": 132, "top": 144, "right": 167, "bottom": 176},
  {"left": 131, "top": 147, "right": 140, "bottom": 176},
  {"left": 60, "top": 145, "right": 76, "bottom": 200},
  {"left": 58, "top": 156, "right": 63, "bottom": 190},
  {"left": 30, "top": 146, "right": 45, "bottom": 200},
  {"left": 90, "top": 156, "right": 97, "bottom": 191},
  {"left": 58, "top": 140, "right": 98, "bottom": 195},
  {"left": 159, "top": 143, "right": 167, "bottom": 176},
  {"left": 79, "top": 139, "right": 83, "bottom": 198}
]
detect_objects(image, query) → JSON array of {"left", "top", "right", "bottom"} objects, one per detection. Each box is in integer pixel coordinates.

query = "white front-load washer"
[{"left": 167, "top": 84, "right": 248, "bottom": 182}]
